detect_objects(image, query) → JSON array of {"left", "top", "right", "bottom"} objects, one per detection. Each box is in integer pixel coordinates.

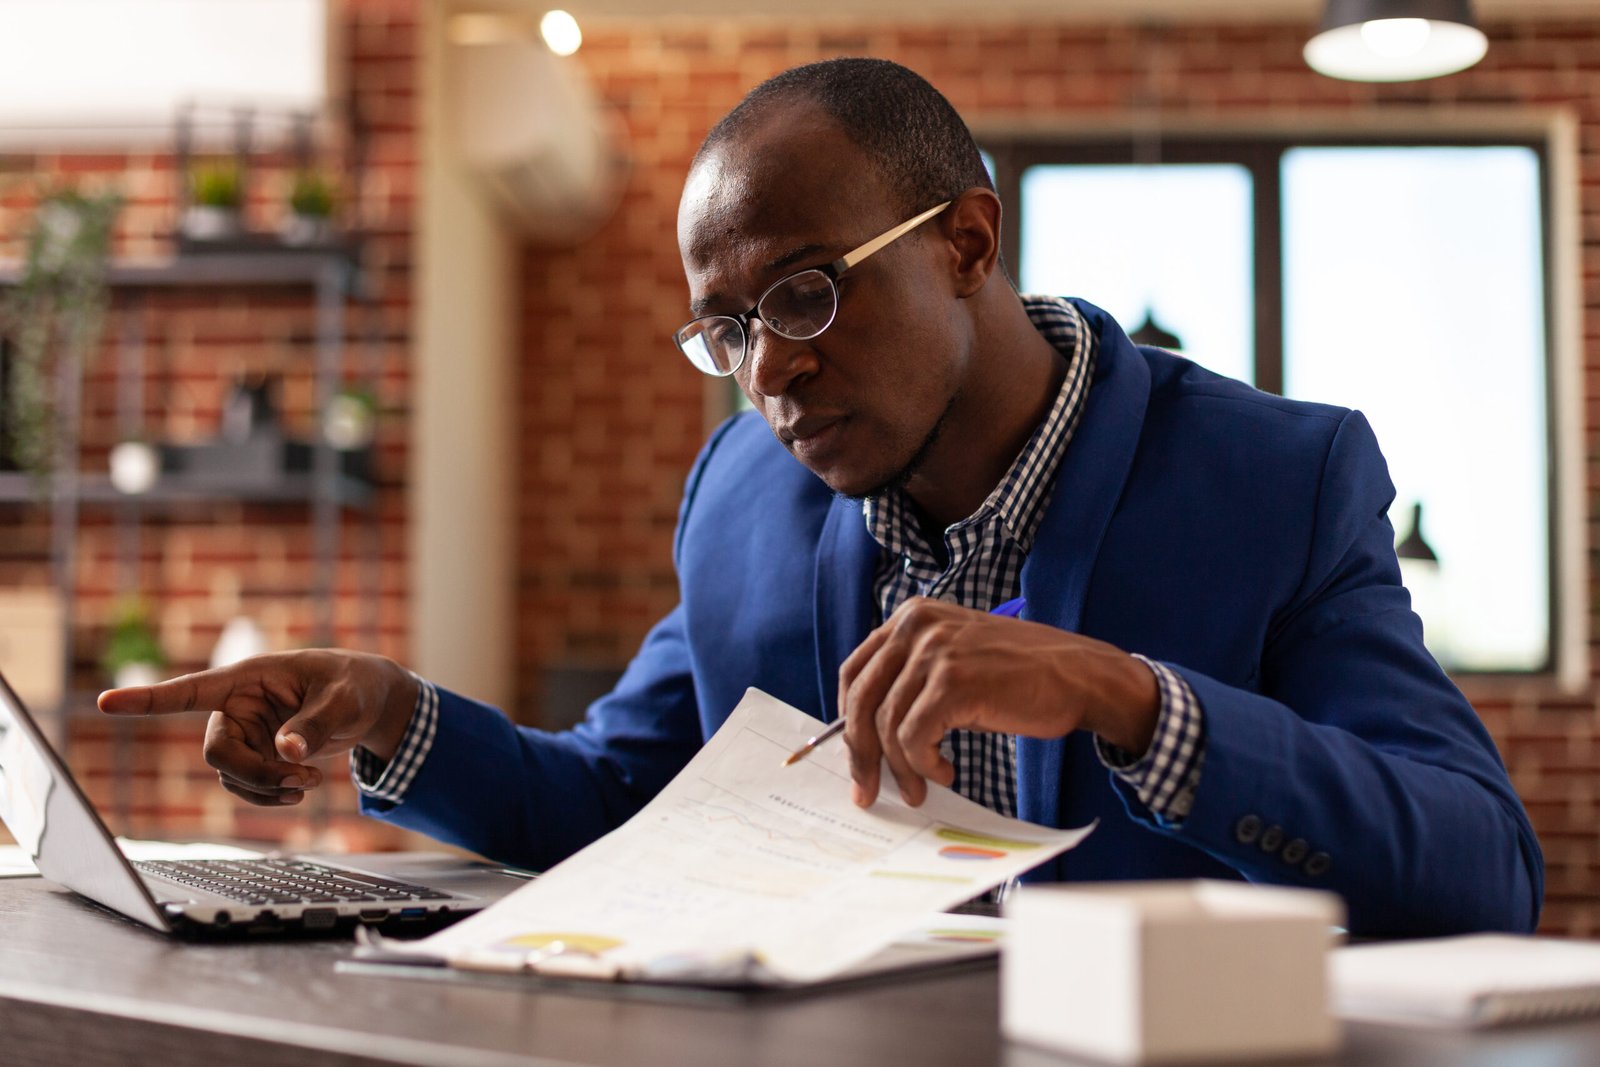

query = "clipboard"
[{"left": 338, "top": 912, "right": 1007, "bottom": 1003}]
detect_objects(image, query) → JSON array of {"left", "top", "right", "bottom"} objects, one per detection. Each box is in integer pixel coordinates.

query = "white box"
[{"left": 1003, "top": 880, "right": 1344, "bottom": 1064}]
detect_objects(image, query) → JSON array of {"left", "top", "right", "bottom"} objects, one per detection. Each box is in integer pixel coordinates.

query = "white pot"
[
  {"left": 108, "top": 441, "right": 160, "bottom": 495},
  {"left": 211, "top": 616, "right": 268, "bottom": 669},
  {"left": 182, "top": 205, "right": 242, "bottom": 240},
  {"left": 323, "top": 393, "right": 376, "bottom": 450},
  {"left": 113, "top": 662, "right": 163, "bottom": 690},
  {"left": 280, "top": 213, "right": 332, "bottom": 246}
]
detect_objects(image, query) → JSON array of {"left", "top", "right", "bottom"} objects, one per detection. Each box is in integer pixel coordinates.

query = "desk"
[{"left": 2, "top": 874, "right": 1598, "bottom": 1067}]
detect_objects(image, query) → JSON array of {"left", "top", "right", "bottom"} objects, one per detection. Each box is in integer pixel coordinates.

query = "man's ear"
[{"left": 943, "top": 188, "right": 1003, "bottom": 299}]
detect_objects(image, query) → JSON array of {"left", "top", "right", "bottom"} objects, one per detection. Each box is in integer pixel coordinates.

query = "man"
[{"left": 102, "top": 59, "right": 1542, "bottom": 937}]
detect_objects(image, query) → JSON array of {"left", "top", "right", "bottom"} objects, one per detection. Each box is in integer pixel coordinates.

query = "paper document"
[
  {"left": 1334, "top": 934, "right": 1600, "bottom": 1028},
  {"left": 399, "top": 688, "right": 1094, "bottom": 986}
]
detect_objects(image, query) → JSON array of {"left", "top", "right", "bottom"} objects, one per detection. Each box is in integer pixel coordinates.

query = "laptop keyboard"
[{"left": 134, "top": 858, "right": 454, "bottom": 907}]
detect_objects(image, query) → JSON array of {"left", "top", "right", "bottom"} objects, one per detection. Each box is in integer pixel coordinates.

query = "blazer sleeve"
[
  {"left": 355, "top": 419, "right": 747, "bottom": 871},
  {"left": 357, "top": 605, "right": 703, "bottom": 872},
  {"left": 1114, "top": 411, "right": 1544, "bottom": 936}
]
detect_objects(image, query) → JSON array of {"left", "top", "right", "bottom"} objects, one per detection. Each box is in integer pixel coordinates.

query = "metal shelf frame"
[{"left": 0, "top": 246, "right": 381, "bottom": 759}]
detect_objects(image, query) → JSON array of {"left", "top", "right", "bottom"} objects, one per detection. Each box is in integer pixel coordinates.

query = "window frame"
[{"left": 981, "top": 128, "right": 1568, "bottom": 682}]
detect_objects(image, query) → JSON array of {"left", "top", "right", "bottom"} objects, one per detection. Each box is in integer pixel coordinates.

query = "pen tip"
[{"left": 781, "top": 752, "right": 800, "bottom": 767}]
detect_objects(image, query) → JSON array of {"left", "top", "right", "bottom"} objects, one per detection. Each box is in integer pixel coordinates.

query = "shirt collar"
[{"left": 863, "top": 295, "right": 1098, "bottom": 560}]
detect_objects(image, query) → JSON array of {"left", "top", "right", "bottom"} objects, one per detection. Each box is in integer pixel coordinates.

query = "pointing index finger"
[{"left": 98, "top": 668, "right": 241, "bottom": 717}]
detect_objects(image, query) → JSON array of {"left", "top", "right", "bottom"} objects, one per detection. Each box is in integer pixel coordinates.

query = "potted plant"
[
  {"left": 100, "top": 598, "right": 167, "bottom": 689},
  {"left": 281, "top": 169, "right": 337, "bottom": 246},
  {"left": 182, "top": 161, "right": 244, "bottom": 240},
  {"left": 0, "top": 187, "right": 120, "bottom": 491},
  {"left": 322, "top": 381, "right": 378, "bottom": 451}
]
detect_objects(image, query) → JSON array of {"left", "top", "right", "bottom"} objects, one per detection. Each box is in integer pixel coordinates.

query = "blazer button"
[
  {"left": 1281, "top": 838, "right": 1309, "bottom": 865},
  {"left": 1234, "top": 814, "right": 1263, "bottom": 844},
  {"left": 1305, "top": 852, "right": 1332, "bottom": 877},
  {"left": 1258, "top": 825, "right": 1285, "bottom": 853}
]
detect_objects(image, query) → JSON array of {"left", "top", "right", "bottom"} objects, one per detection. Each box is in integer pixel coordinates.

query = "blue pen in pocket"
[{"left": 990, "top": 596, "right": 1026, "bottom": 619}]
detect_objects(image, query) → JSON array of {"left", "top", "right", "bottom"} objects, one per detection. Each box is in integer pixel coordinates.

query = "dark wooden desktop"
[{"left": 2, "top": 872, "right": 1599, "bottom": 1067}]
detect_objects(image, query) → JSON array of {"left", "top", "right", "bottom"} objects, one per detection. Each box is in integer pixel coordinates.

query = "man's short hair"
[{"left": 699, "top": 57, "right": 994, "bottom": 217}]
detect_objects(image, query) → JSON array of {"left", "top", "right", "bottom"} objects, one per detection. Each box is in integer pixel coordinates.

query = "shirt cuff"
[
  {"left": 349, "top": 676, "right": 439, "bottom": 804},
  {"left": 1095, "top": 657, "right": 1205, "bottom": 824}
]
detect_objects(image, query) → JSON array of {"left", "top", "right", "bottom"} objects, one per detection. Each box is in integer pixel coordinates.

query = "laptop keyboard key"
[{"left": 133, "top": 858, "right": 455, "bottom": 906}]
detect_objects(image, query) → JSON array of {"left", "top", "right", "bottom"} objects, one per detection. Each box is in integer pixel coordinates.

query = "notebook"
[
  {"left": 1333, "top": 933, "right": 1600, "bottom": 1028},
  {"left": 0, "top": 667, "right": 529, "bottom": 938}
]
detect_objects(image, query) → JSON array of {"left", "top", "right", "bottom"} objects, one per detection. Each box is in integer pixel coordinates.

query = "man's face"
[{"left": 677, "top": 105, "right": 972, "bottom": 500}]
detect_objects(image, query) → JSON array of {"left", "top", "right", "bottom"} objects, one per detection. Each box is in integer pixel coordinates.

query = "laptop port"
[
  {"left": 399, "top": 907, "right": 427, "bottom": 919},
  {"left": 214, "top": 911, "right": 231, "bottom": 927},
  {"left": 358, "top": 909, "right": 390, "bottom": 922},
  {"left": 301, "top": 908, "right": 338, "bottom": 929}
]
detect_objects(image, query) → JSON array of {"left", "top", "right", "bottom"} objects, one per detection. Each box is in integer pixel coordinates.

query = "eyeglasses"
[{"left": 673, "top": 200, "right": 952, "bottom": 377}]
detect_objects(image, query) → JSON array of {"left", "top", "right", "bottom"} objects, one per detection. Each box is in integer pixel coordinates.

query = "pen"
[
  {"left": 781, "top": 596, "right": 1027, "bottom": 768},
  {"left": 782, "top": 717, "right": 848, "bottom": 767}
]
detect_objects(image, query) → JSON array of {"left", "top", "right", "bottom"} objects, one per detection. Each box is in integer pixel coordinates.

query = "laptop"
[{"left": 0, "top": 667, "right": 531, "bottom": 938}]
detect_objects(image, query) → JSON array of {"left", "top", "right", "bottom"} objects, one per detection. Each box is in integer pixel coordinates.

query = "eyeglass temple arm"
[{"left": 830, "top": 200, "right": 952, "bottom": 275}]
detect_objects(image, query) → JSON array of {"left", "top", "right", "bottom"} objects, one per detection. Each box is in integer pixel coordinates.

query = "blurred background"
[{"left": 0, "top": 0, "right": 1596, "bottom": 930}]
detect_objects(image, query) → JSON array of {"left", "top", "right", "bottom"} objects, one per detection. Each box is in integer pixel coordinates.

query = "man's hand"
[
  {"left": 97, "top": 650, "right": 419, "bottom": 807},
  {"left": 838, "top": 597, "right": 1159, "bottom": 809}
]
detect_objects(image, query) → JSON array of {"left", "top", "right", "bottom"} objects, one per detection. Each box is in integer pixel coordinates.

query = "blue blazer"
[{"left": 365, "top": 300, "right": 1543, "bottom": 937}]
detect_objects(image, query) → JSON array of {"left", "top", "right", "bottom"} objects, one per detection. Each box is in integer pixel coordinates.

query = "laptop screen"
[{"left": 0, "top": 673, "right": 169, "bottom": 931}]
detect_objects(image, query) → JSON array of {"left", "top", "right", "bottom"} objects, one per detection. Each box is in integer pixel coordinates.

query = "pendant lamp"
[
  {"left": 1394, "top": 501, "right": 1438, "bottom": 562},
  {"left": 1305, "top": 0, "right": 1488, "bottom": 82},
  {"left": 1128, "top": 311, "right": 1183, "bottom": 352},
  {"left": 1393, "top": 500, "right": 1455, "bottom": 667}
]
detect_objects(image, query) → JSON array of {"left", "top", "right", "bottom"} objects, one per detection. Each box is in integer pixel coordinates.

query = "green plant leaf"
[{"left": 0, "top": 187, "right": 121, "bottom": 491}]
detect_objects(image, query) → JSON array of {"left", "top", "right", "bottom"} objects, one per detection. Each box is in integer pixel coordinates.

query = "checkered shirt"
[
  {"left": 862, "top": 295, "right": 1204, "bottom": 823},
  {"left": 349, "top": 673, "right": 438, "bottom": 803}
]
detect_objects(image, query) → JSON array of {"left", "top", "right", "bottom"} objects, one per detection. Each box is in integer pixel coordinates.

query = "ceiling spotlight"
[
  {"left": 448, "top": 9, "right": 582, "bottom": 56},
  {"left": 540, "top": 10, "right": 582, "bottom": 57},
  {"left": 1305, "top": 0, "right": 1487, "bottom": 82}
]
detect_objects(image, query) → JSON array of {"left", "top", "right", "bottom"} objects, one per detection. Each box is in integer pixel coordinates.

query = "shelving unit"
[{"left": 0, "top": 245, "right": 379, "bottom": 755}]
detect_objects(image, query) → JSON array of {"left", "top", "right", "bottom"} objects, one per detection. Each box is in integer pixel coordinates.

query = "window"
[
  {"left": 987, "top": 134, "right": 1558, "bottom": 675},
  {"left": 0, "top": 0, "right": 329, "bottom": 149},
  {"left": 1018, "top": 163, "right": 1254, "bottom": 384}
]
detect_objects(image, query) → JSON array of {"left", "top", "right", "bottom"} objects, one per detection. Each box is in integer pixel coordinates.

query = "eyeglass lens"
[
  {"left": 674, "top": 268, "right": 841, "bottom": 376},
  {"left": 758, "top": 269, "right": 837, "bottom": 339},
  {"left": 675, "top": 318, "right": 743, "bottom": 376}
]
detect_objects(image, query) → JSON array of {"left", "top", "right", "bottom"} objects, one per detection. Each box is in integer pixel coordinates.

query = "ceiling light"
[
  {"left": 448, "top": 10, "right": 582, "bottom": 56},
  {"left": 539, "top": 10, "right": 582, "bottom": 57},
  {"left": 1305, "top": 0, "right": 1487, "bottom": 82}
]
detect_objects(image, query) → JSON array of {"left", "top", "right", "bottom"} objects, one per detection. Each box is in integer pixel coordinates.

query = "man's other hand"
[
  {"left": 97, "top": 650, "right": 418, "bottom": 807},
  {"left": 837, "top": 597, "right": 1159, "bottom": 809}
]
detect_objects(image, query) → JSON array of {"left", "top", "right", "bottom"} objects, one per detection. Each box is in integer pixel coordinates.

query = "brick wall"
[
  {"left": 0, "top": 0, "right": 417, "bottom": 851},
  {"left": 519, "top": 17, "right": 1600, "bottom": 933}
]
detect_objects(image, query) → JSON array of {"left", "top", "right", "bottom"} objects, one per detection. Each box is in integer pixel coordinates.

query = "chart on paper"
[{"left": 410, "top": 688, "right": 1095, "bottom": 985}]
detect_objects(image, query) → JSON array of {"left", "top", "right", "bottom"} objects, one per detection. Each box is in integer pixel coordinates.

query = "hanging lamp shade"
[
  {"left": 1395, "top": 501, "right": 1439, "bottom": 562},
  {"left": 1305, "top": 0, "right": 1487, "bottom": 83},
  {"left": 1129, "top": 310, "right": 1183, "bottom": 352}
]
